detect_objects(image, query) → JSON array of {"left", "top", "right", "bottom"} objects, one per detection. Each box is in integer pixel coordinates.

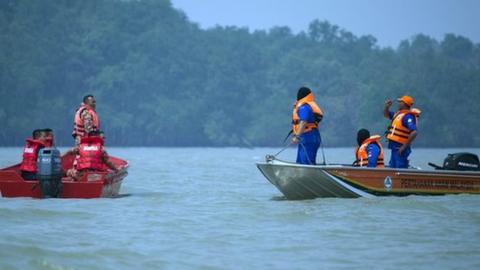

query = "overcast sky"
[{"left": 171, "top": 0, "right": 480, "bottom": 48}]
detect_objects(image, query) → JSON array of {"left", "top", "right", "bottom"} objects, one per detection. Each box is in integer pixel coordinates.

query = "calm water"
[{"left": 1, "top": 147, "right": 480, "bottom": 270}]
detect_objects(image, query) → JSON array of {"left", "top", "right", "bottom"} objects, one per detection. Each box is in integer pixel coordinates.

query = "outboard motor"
[
  {"left": 429, "top": 152, "right": 480, "bottom": 171},
  {"left": 443, "top": 153, "right": 480, "bottom": 171},
  {"left": 37, "top": 148, "right": 63, "bottom": 198}
]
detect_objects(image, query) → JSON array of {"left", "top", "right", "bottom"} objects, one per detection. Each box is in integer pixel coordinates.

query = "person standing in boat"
[
  {"left": 72, "top": 94, "right": 100, "bottom": 146},
  {"left": 383, "top": 95, "right": 420, "bottom": 168},
  {"left": 354, "top": 129, "right": 384, "bottom": 168},
  {"left": 291, "top": 86, "right": 324, "bottom": 165},
  {"left": 20, "top": 129, "right": 47, "bottom": 180}
]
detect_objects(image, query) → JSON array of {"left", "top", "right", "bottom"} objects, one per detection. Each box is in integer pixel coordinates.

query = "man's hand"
[
  {"left": 398, "top": 145, "right": 406, "bottom": 155},
  {"left": 384, "top": 99, "right": 393, "bottom": 108},
  {"left": 384, "top": 99, "right": 394, "bottom": 118},
  {"left": 291, "top": 135, "right": 300, "bottom": 144},
  {"left": 399, "top": 130, "right": 417, "bottom": 155}
]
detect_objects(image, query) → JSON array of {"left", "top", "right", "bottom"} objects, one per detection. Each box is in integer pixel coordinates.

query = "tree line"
[{"left": 1, "top": 0, "right": 479, "bottom": 147}]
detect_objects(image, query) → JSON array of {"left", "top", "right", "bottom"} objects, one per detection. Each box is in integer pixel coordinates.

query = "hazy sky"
[{"left": 171, "top": 0, "right": 480, "bottom": 48}]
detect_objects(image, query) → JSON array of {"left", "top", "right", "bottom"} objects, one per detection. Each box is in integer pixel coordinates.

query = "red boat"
[{"left": 0, "top": 153, "right": 128, "bottom": 199}]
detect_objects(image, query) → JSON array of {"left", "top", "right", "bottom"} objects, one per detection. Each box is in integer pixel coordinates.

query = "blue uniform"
[
  {"left": 296, "top": 104, "right": 321, "bottom": 165},
  {"left": 388, "top": 111, "right": 417, "bottom": 168},
  {"left": 367, "top": 143, "right": 381, "bottom": 168}
]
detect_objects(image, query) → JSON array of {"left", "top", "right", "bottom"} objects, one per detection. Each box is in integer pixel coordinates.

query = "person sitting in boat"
[
  {"left": 20, "top": 129, "right": 47, "bottom": 180},
  {"left": 354, "top": 129, "right": 384, "bottom": 168},
  {"left": 66, "top": 131, "right": 118, "bottom": 181},
  {"left": 72, "top": 94, "right": 100, "bottom": 146},
  {"left": 43, "top": 128, "right": 55, "bottom": 147},
  {"left": 383, "top": 95, "right": 420, "bottom": 168},
  {"left": 291, "top": 86, "right": 324, "bottom": 165}
]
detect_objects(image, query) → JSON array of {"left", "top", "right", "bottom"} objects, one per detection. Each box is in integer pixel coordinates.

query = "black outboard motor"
[
  {"left": 429, "top": 152, "right": 480, "bottom": 171},
  {"left": 37, "top": 148, "right": 63, "bottom": 198},
  {"left": 443, "top": 153, "right": 480, "bottom": 171}
]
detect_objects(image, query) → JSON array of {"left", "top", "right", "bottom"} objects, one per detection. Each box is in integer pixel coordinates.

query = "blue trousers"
[
  {"left": 296, "top": 132, "right": 321, "bottom": 165},
  {"left": 389, "top": 147, "right": 411, "bottom": 169}
]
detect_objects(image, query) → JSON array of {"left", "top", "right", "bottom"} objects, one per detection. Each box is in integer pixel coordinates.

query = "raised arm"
[{"left": 384, "top": 99, "right": 393, "bottom": 119}]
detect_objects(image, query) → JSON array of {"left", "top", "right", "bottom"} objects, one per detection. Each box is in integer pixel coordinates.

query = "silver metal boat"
[
  {"left": 257, "top": 158, "right": 480, "bottom": 200},
  {"left": 257, "top": 159, "right": 373, "bottom": 199}
]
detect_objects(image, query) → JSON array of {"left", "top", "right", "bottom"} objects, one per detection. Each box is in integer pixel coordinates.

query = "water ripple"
[{"left": 1, "top": 147, "right": 480, "bottom": 269}]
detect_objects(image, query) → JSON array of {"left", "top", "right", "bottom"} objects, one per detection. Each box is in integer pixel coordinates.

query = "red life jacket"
[
  {"left": 20, "top": 139, "right": 45, "bottom": 173},
  {"left": 76, "top": 136, "right": 106, "bottom": 171},
  {"left": 72, "top": 104, "right": 100, "bottom": 138}
]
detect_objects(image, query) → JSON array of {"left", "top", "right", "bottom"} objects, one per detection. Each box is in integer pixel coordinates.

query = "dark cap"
[{"left": 297, "top": 86, "right": 312, "bottom": 101}]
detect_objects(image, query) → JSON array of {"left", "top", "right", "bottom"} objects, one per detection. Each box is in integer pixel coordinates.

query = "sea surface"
[{"left": 1, "top": 147, "right": 480, "bottom": 270}]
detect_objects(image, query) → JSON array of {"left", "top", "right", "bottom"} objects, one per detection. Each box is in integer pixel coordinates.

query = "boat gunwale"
[{"left": 256, "top": 159, "right": 480, "bottom": 176}]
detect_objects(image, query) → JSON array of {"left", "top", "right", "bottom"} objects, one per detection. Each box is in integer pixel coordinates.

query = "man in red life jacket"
[
  {"left": 20, "top": 129, "right": 47, "bottom": 180},
  {"left": 43, "top": 128, "right": 55, "bottom": 147},
  {"left": 66, "top": 131, "right": 118, "bottom": 181},
  {"left": 72, "top": 94, "right": 100, "bottom": 146}
]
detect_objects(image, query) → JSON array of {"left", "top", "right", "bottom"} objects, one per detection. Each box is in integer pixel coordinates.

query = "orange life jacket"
[
  {"left": 292, "top": 93, "right": 324, "bottom": 135},
  {"left": 20, "top": 139, "right": 45, "bottom": 173},
  {"left": 72, "top": 104, "right": 99, "bottom": 138},
  {"left": 386, "top": 109, "right": 420, "bottom": 144},
  {"left": 76, "top": 136, "right": 106, "bottom": 171},
  {"left": 355, "top": 135, "right": 385, "bottom": 167}
]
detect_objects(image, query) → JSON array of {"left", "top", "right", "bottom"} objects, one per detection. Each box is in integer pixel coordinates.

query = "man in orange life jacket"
[
  {"left": 354, "top": 129, "right": 384, "bottom": 168},
  {"left": 20, "top": 129, "right": 47, "bottom": 180},
  {"left": 291, "top": 87, "right": 323, "bottom": 165},
  {"left": 66, "top": 131, "right": 118, "bottom": 181},
  {"left": 383, "top": 95, "right": 419, "bottom": 168},
  {"left": 72, "top": 94, "right": 100, "bottom": 146}
]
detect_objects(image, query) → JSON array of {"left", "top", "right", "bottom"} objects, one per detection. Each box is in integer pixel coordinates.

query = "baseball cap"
[{"left": 397, "top": 95, "right": 414, "bottom": 107}]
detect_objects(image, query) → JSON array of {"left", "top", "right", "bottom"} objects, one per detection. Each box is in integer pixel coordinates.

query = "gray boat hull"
[
  {"left": 257, "top": 160, "right": 373, "bottom": 200},
  {"left": 257, "top": 158, "right": 480, "bottom": 199}
]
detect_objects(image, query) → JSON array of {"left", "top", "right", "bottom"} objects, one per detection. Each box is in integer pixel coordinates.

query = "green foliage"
[{"left": 1, "top": 0, "right": 479, "bottom": 147}]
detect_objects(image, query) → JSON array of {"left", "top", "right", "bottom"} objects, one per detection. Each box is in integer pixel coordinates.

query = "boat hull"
[{"left": 257, "top": 159, "right": 480, "bottom": 200}]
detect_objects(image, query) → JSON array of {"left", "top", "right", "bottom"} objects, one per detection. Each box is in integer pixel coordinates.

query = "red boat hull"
[{"left": 0, "top": 153, "right": 128, "bottom": 199}]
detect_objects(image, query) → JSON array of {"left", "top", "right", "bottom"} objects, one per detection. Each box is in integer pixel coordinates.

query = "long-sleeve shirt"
[{"left": 367, "top": 143, "right": 381, "bottom": 168}]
